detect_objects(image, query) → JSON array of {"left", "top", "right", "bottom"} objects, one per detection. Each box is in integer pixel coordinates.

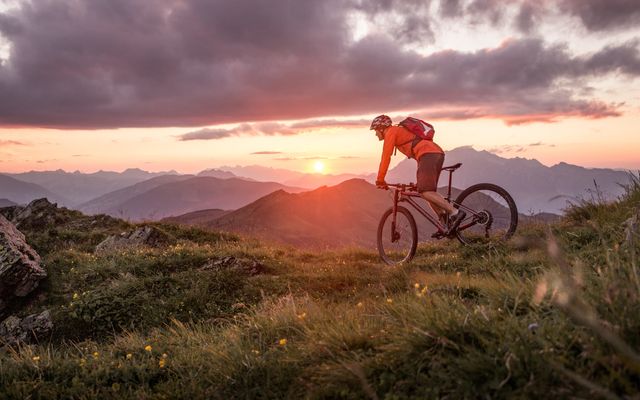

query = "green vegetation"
[{"left": 1, "top": 175, "right": 639, "bottom": 399}]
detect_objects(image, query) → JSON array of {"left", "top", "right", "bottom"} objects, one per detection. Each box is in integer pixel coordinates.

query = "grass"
[{"left": 0, "top": 173, "right": 639, "bottom": 398}]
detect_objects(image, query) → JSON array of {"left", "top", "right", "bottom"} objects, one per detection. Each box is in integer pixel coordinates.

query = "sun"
[{"left": 313, "top": 160, "right": 325, "bottom": 173}]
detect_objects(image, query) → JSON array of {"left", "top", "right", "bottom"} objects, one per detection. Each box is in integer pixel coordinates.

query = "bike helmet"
[{"left": 370, "top": 115, "right": 392, "bottom": 131}]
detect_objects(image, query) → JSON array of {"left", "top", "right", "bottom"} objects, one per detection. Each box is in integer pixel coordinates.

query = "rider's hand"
[{"left": 376, "top": 180, "right": 388, "bottom": 189}]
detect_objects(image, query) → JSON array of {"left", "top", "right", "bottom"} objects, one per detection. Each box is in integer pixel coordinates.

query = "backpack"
[{"left": 396, "top": 117, "right": 435, "bottom": 159}]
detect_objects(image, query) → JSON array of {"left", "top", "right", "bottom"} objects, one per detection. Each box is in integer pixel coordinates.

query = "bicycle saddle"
[{"left": 441, "top": 163, "right": 462, "bottom": 171}]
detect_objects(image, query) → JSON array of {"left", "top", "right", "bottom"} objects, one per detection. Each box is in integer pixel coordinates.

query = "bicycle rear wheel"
[
  {"left": 377, "top": 206, "right": 417, "bottom": 265},
  {"left": 453, "top": 183, "right": 518, "bottom": 245}
]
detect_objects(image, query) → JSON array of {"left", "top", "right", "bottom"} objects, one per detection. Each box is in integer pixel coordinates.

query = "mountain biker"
[{"left": 372, "top": 115, "right": 466, "bottom": 235}]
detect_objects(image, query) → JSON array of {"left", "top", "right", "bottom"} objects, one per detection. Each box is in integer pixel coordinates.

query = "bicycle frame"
[{"left": 386, "top": 166, "right": 481, "bottom": 239}]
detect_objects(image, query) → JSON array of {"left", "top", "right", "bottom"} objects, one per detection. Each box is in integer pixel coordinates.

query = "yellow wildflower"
[
  {"left": 126, "top": 353, "right": 132, "bottom": 360},
  {"left": 32, "top": 356, "right": 40, "bottom": 362},
  {"left": 414, "top": 283, "right": 420, "bottom": 289},
  {"left": 145, "top": 345, "right": 152, "bottom": 352},
  {"left": 159, "top": 359, "right": 166, "bottom": 368},
  {"left": 72, "top": 293, "right": 79, "bottom": 300},
  {"left": 162, "top": 353, "right": 168, "bottom": 359},
  {"left": 356, "top": 302, "right": 364, "bottom": 308},
  {"left": 278, "top": 338, "right": 287, "bottom": 346},
  {"left": 93, "top": 352, "right": 99, "bottom": 358},
  {"left": 386, "top": 298, "right": 393, "bottom": 304},
  {"left": 297, "top": 312, "right": 306, "bottom": 320}
]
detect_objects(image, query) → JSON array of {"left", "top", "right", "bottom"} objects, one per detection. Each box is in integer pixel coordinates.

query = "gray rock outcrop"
[
  {"left": 0, "top": 310, "right": 53, "bottom": 346},
  {"left": 0, "top": 198, "right": 60, "bottom": 229},
  {"left": 200, "top": 256, "right": 265, "bottom": 276},
  {"left": 95, "top": 225, "right": 174, "bottom": 253},
  {"left": 0, "top": 215, "right": 46, "bottom": 318}
]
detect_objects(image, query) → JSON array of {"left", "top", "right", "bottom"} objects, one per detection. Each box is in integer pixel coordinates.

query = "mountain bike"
[{"left": 376, "top": 163, "right": 518, "bottom": 265}]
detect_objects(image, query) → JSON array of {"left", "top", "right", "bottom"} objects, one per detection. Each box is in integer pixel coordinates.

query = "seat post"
[{"left": 447, "top": 170, "right": 453, "bottom": 201}]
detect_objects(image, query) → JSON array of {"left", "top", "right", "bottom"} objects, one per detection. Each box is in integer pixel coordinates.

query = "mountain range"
[
  {"left": 167, "top": 178, "right": 537, "bottom": 249},
  {"left": 1, "top": 147, "right": 633, "bottom": 219},
  {"left": 79, "top": 176, "right": 305, "bottom": 221},
  {"left": 384, "top": 147, "right": 631, "bottom": 214},
  {"left": 0, "top": 174, "right": 71, "bottom": 205},
  {"left": 5, "top": 168, "right": 177, "bottom": 206}
]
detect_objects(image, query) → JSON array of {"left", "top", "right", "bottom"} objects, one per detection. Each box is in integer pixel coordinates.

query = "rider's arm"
[{"left": 376, "top": 128, "right": 397, "bottom": 183}]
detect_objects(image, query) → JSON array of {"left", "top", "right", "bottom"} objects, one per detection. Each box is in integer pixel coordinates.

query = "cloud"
[
  {"left": 250, "top": 151, "right": 283, "bottom": 155},
  {"left": 273, "top": 157, "right": 296, "bottom": 161},
  {"left": 273, "top": 156, "right": 328, "bottom": 161},
  {"left": 559, "top": 0, "right": 640, "bottom": 32},
  {"left": 443, "top": 0, "right": 640, "bottom": 34},
  {"left": 179, "top": 118, "right": 368, "bottom": 141},
  {"left": 179, "top": 122, "right": 293, "bottom": 141},
  {"left": 0, "top": 139, "right": 24, "bottom": 146},
  {"left": 488, "top": 142, "right": 556, "bottom": 154},
  {"left": 0, "top": 0, "right": 637, "bottom": 130},
  {"left": 289, "top": 119, "right": 370, "bottom": 130}
]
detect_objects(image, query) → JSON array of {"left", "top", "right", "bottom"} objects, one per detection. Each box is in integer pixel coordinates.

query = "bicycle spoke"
[
  {"left": 453, "top": 184, "right": 518, "bottom": 245},
  {"left": 377, "top": 206, "right": 417, "bottom": 265}
]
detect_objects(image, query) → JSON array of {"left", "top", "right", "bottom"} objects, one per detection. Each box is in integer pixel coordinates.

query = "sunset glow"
[{"left": 0, "top": 1, "right": 638, "bottom": 174}]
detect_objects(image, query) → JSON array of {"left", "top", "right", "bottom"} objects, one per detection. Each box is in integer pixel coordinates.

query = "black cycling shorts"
[{"left": 416, "top": 153, "right": 444, "bottom": 192}]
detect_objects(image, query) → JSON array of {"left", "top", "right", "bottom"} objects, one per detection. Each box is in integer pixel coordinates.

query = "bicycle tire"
[
  {"left": 377, "top": 206, "right": 418, "bottom": 265},
  {"left": 453, "top": 183, "right": 518, "bottom": 245}
]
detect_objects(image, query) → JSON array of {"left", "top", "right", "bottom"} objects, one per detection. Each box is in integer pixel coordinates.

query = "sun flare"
[{"left": 313, "top": 160, "right": 325, "bottom": 173}]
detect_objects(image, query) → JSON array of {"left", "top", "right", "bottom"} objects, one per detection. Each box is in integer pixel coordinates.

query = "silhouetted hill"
[
  {"left": 162, "top": 209, "right": 231, "bottom": 226},
  {"left": 79, "top": 175, "right": 195, "bottom": 216},
  {"left": 218, "top": 164, "right": 366, "bottom": 189},
  {"left": 206, "top": 179, "right": 389, "bottom": 247},
  {"left": 6, "top": 168, "right": 178, "bottom": 206},
  {"left": 185, "top": 179, "right": 519, "bottom": 248},
  {"left": 84, "top": 176, "right": 306, "bottom": 221},
  {"left": 384, "top": 147, "right": 630, "bottom": 213},
  {"left": 0, "top": 174, "right": 71, "bottom": 205},
  {"left": 0, "top": 198, "right": 17, "bottom": 208},
  {"left": 196, "top": 169, "right": 238, "bottom": 179}
]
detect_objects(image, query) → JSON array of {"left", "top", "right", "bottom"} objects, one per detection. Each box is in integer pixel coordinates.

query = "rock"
[
  {"left": 1, "top": 198, "right": 60, "bottom": 230},
  {"left": 95, "top": 225, "right": 174, "bottom": 253},
  {"left": 200, "top": 256, "right": 265, "bottom": 276},
  {"left": 0, "top": 310, "right": 53, "bottom": 346},
  {"left": 0, "top": 215, "right": 46, "bottom": 318}
]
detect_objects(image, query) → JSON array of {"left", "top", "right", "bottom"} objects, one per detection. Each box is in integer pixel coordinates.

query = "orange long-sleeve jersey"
[{"left": 376, "top": 125, "right": 444, "bottom": 182}]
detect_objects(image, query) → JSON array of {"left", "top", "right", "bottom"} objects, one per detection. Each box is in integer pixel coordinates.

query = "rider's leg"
[
  {"left": 421, "top": 191, "right": 455, "bottom": 215},
  {"left": 417, "top": 153, "right": 455, "bottom": 216},
  {"left": 417, "top": 153, "right": 465, "bottom": 234}
]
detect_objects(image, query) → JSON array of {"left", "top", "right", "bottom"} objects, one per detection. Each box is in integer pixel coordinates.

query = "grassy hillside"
[{"left": 0, "top": 175, "right": 638, "bottom": 399}]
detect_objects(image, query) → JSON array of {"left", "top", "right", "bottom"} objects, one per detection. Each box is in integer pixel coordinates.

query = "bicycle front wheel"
[
  {"left": 453, "top": 183, "right": 518, "bottom": 245},
  {"left": 377, "top": 206, "right": 417, "bottom": 265}
]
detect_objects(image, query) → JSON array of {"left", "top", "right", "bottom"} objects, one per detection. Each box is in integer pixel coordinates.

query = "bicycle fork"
[{"left": 390, "top": 188, "right": 400, "bottom": 242}]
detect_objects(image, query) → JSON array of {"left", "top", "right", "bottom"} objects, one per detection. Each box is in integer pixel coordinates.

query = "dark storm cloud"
[
  {"left": 443, "top": 0, "right": 640, "bottom": 34},
  {"left": 559, "top": 0, "right": 640, "bottom": 32},
  {"left": 0, "top": 0, "right": 637, "bottom": 131}
]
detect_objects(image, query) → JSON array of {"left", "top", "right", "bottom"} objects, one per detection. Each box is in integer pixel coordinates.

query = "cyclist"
[{"left": 372, "top": 115, "right": 466, "bottom": 235}]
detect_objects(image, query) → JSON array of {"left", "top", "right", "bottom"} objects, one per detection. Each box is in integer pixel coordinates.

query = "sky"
[{"left": 0, "top": 0, "right": 639, "bottom": 175}]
